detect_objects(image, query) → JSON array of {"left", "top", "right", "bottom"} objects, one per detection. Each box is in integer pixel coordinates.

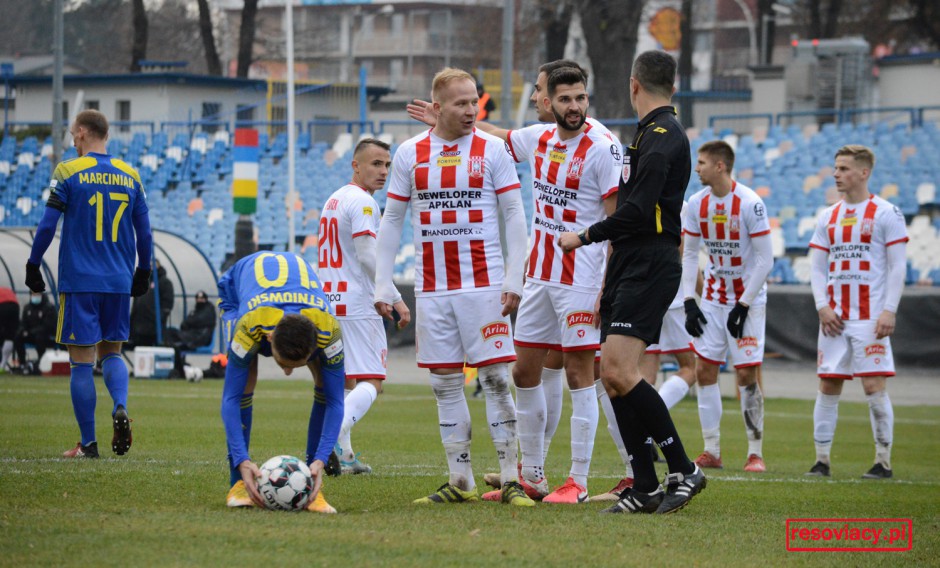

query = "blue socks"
[
  {"left": 306, "top": 387, "right": 326, "bottom": 467},
  {"left": 69, "top": 361, "right": 97, "bottom": 446},
  {"left": 101, "top": 353, "right": 128, "bottom": 416},
  {"left": 229, "top": 393, "right": 254, "bottom": 486}
]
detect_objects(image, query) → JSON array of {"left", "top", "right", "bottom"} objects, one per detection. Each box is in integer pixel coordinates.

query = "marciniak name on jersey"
[
  {"left": 246, "top": 291, "right": 324, "bottom": 311},
  {"left": 77, "top": 172, "right": 135, "bottom": 188}
]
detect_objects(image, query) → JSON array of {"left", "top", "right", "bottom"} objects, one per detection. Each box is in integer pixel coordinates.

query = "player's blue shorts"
[{"left": 57, "top": 292, "right": 131, "bottom": 345}]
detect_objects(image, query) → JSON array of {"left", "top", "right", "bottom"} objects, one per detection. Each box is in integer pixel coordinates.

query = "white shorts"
[
  {"left": 691, "top": 303, "right": 766, "bottom": 368},
  {"left": 817, "top": 320, "right": 895, "bottom": 379},
  {"left": 514, "top": 281, "right": 600, "bottom": 352},
  {"left": 338, "top": 317, "right": 387, "bottom": 380},
  {"left": 646, "top": 306, "right": 693, "bottom": 354},
  {"left": 415, "top": 290, "right": 515, "bottom": 369}
]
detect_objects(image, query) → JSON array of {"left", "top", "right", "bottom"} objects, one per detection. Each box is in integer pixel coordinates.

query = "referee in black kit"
[{"left": 559, "top": 50, "right": 705, "bottom": 514}]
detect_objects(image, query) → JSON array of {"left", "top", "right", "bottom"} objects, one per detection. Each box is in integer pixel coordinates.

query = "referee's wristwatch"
[{"left": 577, "top": 227, "right": 591, "bottom": 246}]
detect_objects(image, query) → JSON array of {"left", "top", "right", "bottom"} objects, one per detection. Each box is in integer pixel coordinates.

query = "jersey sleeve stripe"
[
  {"left": 808, "top": 243, "right": 829, "bottom": 252},
  {"left": 602, "top": 186, "right": 618, "bottom": 199},
  {"left": 749, "top": 229, "right": 771, "bottom": 237},
  {"left": 506, "top": 131, "right": 521, "bottom": 163},
  {"left": 885, "top": 237, "right": 909, "bottom": 246},
  {"left": 352, "top": 230, "right": 376, "bottom": 238},
  {"left": 684, "top": 230, "right": 701, "bottom": 236},
  {"left": 387, "top": 193, "right": 410, "bottom": 202},
  {"left": 495, "top": 182, "right": 520, "bottom": 194}
]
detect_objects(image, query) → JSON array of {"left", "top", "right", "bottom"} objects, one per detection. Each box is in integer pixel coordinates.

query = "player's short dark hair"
[
  {"left": 631, "top": 50, "right": 677, "bottom": 100},
  {"left": 75, "top": 109, "right": 109, "bottom": 140},
  {"left": 698, "top": 140, "right": 736, "bottom": 172},
  {"left": 547, "top": 67, "right": 587, "bottom": 97},
  {"left": 272, "top": 313, "right": 316, "bottom": 362},
  {"left": 835, "top": 144, "right": 875, "bottom": 170},
  {"left": 354, "top": 138, "right": 390, "bottom": 157},
  {"left": 538, "top": 59, "right": 589, "bottom": 82}
]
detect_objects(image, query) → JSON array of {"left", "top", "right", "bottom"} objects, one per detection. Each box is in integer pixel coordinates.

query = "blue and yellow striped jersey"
[
  {"left": 48, "top": 152, "right": 149, "bottom": 293},
  {"left": 218, "top": 251, "right": 342, "bottom": 368}
]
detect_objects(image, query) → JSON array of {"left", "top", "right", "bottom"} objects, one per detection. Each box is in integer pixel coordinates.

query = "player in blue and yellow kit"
[
  {"left": 25, "top": 110, "right": 153, "bottom": 459},
  {"left": 219, "top": 251, "right": 345, "bottom": 513}
]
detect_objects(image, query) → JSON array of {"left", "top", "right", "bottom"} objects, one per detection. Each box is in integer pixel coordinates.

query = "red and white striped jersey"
[
  {"left": 317, "top": 183, "right": 381, "bottom": 319},
  {"left": 809, "top": 194, "right": 909, "bottom": 321},
  {"left": 683, "top": 181, "right": 771, "bottom": 307},
  {"left": 506, "top": 120, "right": 621, "bottom": 291},
  {"left": 386, "top": 129, "right": 521, "bottom": 296}
]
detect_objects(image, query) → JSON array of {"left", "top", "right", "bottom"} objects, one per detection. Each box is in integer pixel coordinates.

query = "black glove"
[
  {"left": 684, "top": 298, "right": 707, "bottom": 337},
  {"left": 726, "top": 302, "right": 749, "bottom": 339},
  {"left": 131, "top": 268, "right": 152, "bottom": 297},
  {"left": 25, "top": 262, "right": 46, "bottom": 293}
]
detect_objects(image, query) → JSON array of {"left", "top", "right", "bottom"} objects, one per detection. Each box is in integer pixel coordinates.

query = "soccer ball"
[{"left": 257, "top": 455, "right": 314, "bottom": 511}]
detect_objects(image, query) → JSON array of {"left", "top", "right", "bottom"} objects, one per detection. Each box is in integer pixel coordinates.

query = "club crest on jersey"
[
  {"left": 861, "top": 217, "right": 875, "bottom": 236},
  {"left": 566, "top": 311, "right": 595, "bottom": 327},
  {"left": 468, "top": 155, "right": 485, "bottom": 179},
  {"left": 567, "top": 157, "right": 585, "bottom": 181},
  {"left": 622, "top": 156, "right": 631, "bottom": 183},
  {"left": 864, "top": 344, "right": 886, "bottom": 357},
  {"left": 736, "top": 336, "right": 758, "bottom": 349},
  {"left": 730, "top": 214, "right": 740, "bottom": 233},
  {"left": 481, "top": 321, "right": 510, "bottom": 341}
]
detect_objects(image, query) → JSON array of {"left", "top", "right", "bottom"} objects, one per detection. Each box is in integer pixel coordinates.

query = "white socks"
[
  {"left": 813, "top": 392, "right": 840, "bottom": 465},
  {"left": 658, "top": 375, "right": 690, "bottom": 409},
  {"left": 429, "top": 373, "right": 474, "bottom": 491},
  {"left": 337, "top": 382, "right": 378, "bottom": 461},
  {"left": 1, "top": 340, "right": 12, "bottom": 369},
  {"left": 568, "top": 385, "right": 598, "bottom": 488},
  {"left": 739, "top": 383, "right": 764, "bottom": 458},
  {"left": 595, "top": 379, "right": 632, "bottom": 478},
  {"left": 697, "top": 383, "right": 722, "bottom": 458},
  {"left": 516, "top": 384, "right": 546, "bottom": 483},
  {"left": 541, "top": 367, "right": 564, "bottom": 460},
  {"left": 477, "top": 364, "right": 520, "bottom": 486},
  {"left": 867, "top": 390, "right": 894, "bottom": 469}
]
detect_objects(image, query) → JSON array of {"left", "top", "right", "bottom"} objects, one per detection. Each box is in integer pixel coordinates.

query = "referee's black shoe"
[
  {"left": 112, "top": 405, "right": 132, "bottom": 456},
  {"left": 656, "top": 465, "right": 706, "bottom": 514},
  {"left": 805, "top": 461, "right": 830, "bottom": 477},
  {"left": 324, "top": 450, "right": 342, "bottom": 477},
  {"left": 600, "top": 486, "right": 664, "bottom": 514},
  {"left": 862, "top": 463, "right": 892, "bottom": 479}
]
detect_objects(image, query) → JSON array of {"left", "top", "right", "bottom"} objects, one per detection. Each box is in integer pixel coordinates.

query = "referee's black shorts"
[{"left": 600, "top": 243, "right": 680, "bottom": 346}]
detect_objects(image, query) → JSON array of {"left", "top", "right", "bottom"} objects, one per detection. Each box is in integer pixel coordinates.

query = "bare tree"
[
  {"left": 130, "top": 0, "right": 148, "bottom": 72},
  {"left": 236, "top": 0, "right": 260, "bottom": 78},
  {"left": 538, "top": 0, "right": 574, "bottom": 62},
  {"left": 197, "top": 0, "right": 222, "bottom": 76},
  {"left": 809, "top": 0, "right": 843, "bottom": 39},
  {"left": 908, "top": 0, "right": 940, "bottom": 48},
  {"left": 576, "top": 0, "right": 645, "bottom": 119}
]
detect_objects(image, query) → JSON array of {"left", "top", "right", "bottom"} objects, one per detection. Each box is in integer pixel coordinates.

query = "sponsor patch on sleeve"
[
  {"left": 363, "top": 206, "right": 373, "bottom": 216},
  {"left": 325, "top": 338, "right": 343, "bottom": 359}
]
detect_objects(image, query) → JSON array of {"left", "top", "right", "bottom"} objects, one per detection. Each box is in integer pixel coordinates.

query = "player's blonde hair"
[
  {"left": 835, "top": 145, "right": 875, "bottom": 170},
  {"left": 431, "top": 68, "right": 475, "bottom": 103}
]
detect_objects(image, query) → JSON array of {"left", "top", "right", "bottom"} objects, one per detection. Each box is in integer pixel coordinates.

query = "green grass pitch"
[{"left": 1, "top": 375, "right": 937, "bottom": 566}]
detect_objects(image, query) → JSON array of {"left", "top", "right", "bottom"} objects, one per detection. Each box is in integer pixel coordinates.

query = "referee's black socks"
[{"left": 613, "top": 379, "right": 695, "bottom": 485}]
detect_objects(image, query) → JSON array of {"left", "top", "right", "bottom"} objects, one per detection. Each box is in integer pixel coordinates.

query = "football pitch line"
[{"left": 3, "top": 457, "right": 937, "bottom": 487}]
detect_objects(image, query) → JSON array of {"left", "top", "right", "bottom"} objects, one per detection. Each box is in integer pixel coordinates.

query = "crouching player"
[{"left": 220, "top": 251, "right": 345, "bottom": 513}]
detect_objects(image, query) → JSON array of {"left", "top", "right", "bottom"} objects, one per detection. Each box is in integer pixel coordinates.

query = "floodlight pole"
[
  {"left": 500, "top": 0, "right": 513, "bottom": 127},
  {"left": 286, "top": 0, "right": 296, "bottom": 253},
  {"left": 52, "top": 0, "right": 64, "bottom": 164}
]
